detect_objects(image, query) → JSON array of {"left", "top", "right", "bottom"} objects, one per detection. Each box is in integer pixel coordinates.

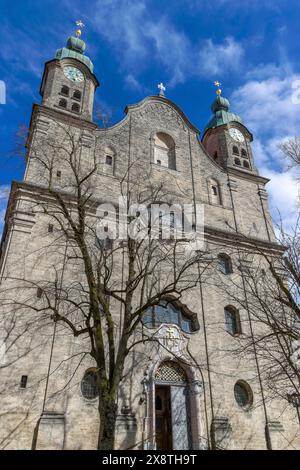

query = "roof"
[
  {"left": 55, "top": 36, "right": 94, "bottom": 73},
  {"left": 204, "top": 95, "right": 243, "bottom": 132}
]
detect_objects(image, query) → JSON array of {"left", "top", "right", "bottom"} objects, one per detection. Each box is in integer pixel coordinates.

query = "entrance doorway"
[
  {"left": 155, "top": 386, "right": 172, "bottom": 450},
  {"left": 154, "top": 361, "right": 191, "bottom": 450}
]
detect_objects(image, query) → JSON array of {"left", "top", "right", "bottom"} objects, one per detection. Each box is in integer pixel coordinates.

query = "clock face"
[
  {"left": 229, "top": 128, "right": 244, "bottom": 142},
  {"left": 63, "top": 66, "right": 85, "bottom": 83}
]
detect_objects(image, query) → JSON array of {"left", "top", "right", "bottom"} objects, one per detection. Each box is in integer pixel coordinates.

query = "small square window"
[
  {"left": 105, "top": 155, "right": 113, "bottom": 165},
  {"left": 37, "top": 287, "right": 43, "bottom": 299},
  {"left": 157, "top": 160, "right": 161, "bottom": 165},
  {"left": 56, "top": 171, "right": 61, "bottom": 178},
  {"left": 20, "top": 375, "right": 28, "bottom": 388}
]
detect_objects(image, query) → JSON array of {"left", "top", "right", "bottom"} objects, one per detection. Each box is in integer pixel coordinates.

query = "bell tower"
[
  {"left": 39, "top": 21, "right": 99, "bottom": 121},
  {"left": 202, "top": 82, "right": 257, "bottom": 174}
]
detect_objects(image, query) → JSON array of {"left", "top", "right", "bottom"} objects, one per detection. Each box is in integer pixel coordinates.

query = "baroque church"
[{"left": 0, "top": 26, "right": 299, "bottom": 451}]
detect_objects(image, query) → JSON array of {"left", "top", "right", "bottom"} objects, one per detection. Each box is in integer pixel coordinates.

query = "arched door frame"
[{"left": 143, "top": 355, "right": 205, "bottom": 450}]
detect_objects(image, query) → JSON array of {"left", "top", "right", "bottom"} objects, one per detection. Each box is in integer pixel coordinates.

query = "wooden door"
[{"left": 155, "top": 386, "right": 172, "bottom": 450}]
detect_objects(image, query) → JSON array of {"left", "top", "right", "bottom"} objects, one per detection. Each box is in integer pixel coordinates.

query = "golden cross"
[
  {"left": 214, "top": 80, "right": 222, "bottom": 95},
  {"left": 75, "top": 20, "right": 85, "bottom": 38}
]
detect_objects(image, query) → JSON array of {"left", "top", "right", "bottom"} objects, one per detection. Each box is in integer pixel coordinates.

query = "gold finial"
[
  {"left": 214, "top": 80, "right": 222, "bottom": 95},
  {"left": 75, "top": 20, "right": 85, "bottom": 38}
]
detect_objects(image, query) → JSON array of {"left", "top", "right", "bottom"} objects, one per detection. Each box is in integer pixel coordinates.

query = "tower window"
[
  {"left": 213, "top": 151, "right": 218, "bottom": 161},
  {"left": 72, "top": 103, "right": 80, "bottom": 113},
  {"left": 234, "top": 381, "right": 253, "bottom": 409},
  {"left": 232, "top": 146, "right": 239, "bottom": 155},
  {"left": 81, "top": 370, "right": 98, "bottom": 400},
  {"left": 234, "top": 158, "right": 241, "bottom": 166},
  {"left": 58, "top": 98, "right": 67, "bottom": 109},
  {"left": 56, "top": 170, "right": 61, "bottom": 178},
  {"left": 60, "top": 86, "right": 69, "bottom": 96},
  {"left": 20, "top": 375, "right": 28, "bottom": 389},
  {"left": 154, "top": 132, "right": 176, "bottom": 170},
  {"left": 241, "top": 148, "right": 247, "bottom": 157},
  {"left": 224, "top": 306, "right": 241, "bottom": 336},
  {"left": 218, "top": 254, "right": 233, "bottom": 274},
  {"left": 105, "top": 155, "right": 113, "bottom": 165},
  {"left": 243, "top": 160, "right": 250, "bottom": 169},
  {"left": 73, "top": 90, "right": 82, "bottom": 101},
  {"left": 48, "top": 224, "right": 54, "bottom": 233}
]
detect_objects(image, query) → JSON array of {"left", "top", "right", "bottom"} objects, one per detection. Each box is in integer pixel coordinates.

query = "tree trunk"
[{"left": 97, "top": 395, "right": 118, "bottom": 450}]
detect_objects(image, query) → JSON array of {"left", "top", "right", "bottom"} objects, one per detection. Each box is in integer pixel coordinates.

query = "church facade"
[{"left": 0, "top": 30, "right": 299, "bottom": 451}]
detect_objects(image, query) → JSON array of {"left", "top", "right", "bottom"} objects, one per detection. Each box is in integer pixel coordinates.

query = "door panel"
[
  {"left": 155, "top": 386, "right": 172, "bottom": 450},
  {"left": 170, "top": 386, "right": 190, "bottom": 450}
]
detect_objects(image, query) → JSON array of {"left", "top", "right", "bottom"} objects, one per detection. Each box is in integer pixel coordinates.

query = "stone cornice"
[
  {"left": 1, "top": 181, "right": 285, "bottom": 259},
  {"left": 227, "top": 167, "right": 270, "bottom": 185},
  {"left": 204, "top": 225, "right": 285, "bottom": 254},
  {"left": 26, "top": 104, "right": 98, "bottom": 149}
]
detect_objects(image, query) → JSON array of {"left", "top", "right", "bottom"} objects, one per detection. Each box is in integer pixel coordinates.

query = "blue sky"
[{"left": 1, "top": 0, "right": 300, "bottom": 234}]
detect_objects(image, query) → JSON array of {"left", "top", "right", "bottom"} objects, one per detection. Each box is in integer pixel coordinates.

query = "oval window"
[{"left": 234, "top": 381, "right": 253, "bottom": 409}]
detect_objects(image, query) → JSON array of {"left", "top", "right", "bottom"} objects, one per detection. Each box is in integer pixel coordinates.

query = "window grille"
[
  {"left": 155, "top": 361, "right": 187, "bottom": 383},
  {"left": 81, "top": 370, "right": 98, "bottom": 399}
]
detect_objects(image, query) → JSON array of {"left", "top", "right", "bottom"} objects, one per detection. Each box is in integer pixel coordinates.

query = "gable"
[{"left": 124, "top": 96, "right": 200, "bottom": 135}]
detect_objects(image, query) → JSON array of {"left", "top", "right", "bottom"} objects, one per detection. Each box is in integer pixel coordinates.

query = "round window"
[
  {"left": 234, "top": 381, "right": 253, "bottom": 409},
  {"left": 81, "top": 370, "right": 98, "bottom": 400}
]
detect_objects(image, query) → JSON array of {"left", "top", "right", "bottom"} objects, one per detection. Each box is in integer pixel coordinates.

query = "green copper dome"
[
  {"left": 204, "top": 94, "right": 243, "bottom": 132},
  {"left": 56, "top": 36, "right": 94, "bottom": 73}
]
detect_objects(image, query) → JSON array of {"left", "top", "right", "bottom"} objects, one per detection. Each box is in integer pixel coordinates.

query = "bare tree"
[
  {"left": 279, "top": 137, "right": 300, "bottom": 175},
  {"left": 215, "top": 217, "right": 300, "bottom": 414},
  {"left": 0, "top": 124, "right": 211, "bottom": 450}
]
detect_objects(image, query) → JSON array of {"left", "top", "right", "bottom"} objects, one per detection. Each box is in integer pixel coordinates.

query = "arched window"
[
  {"left": 224, "top": 306, "right": 241, "bottom": 336},
  {"left": 154, "top": 132, "right": 176, "bottom": 170},
  {"left": 142, "top": 300, "right": 197, "bottom": 333},
  {"left": 73, "top": 90, "right": 82, "bottom": 101},
  {"left": 232, "top": 146, "right": 239, "bottom": 155},
  {"left": 81, "top": 369, "right": 98, "bottom": 399},
  {"left": 243, "top": 160, "right": 250, "bottom": 169},
  {"left": 72, "top": 103, "right": 80, "bottom": 113},
  {"left": 209, "top": 179, "right": 221, "bottom": 205},
  {"left": 234, "top": 381, "right": 253, "bottom": 409},
  {"left": 58, "top": 98, "right": 67, "bottom": 108},
  {"left": 61, "top": 85, "right": 69, "bottom": 96},
  {"left": 218, "top": 254, "right": 232, "bottom": 274},
  {"left": 241, "top": 148, "right": 247, "bottom": 158},
  {"left": 234, "top": 157, "right": 241, "bottom": 166}
]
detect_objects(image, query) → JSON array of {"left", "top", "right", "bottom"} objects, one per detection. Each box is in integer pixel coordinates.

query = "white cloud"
[
  {"left": 231, "top": 74, "right": 300, "bottom": 137},
  {"left": 0, "top": 23, "right": 53, "bottom": 78},
  {"left": 198, "top": 37, "right": 244, "bottom": 77},
  {"left": 64, "top": 0, "right": 244, "bottom": 87},
  {"left": 124, "top": 74, "right": 144, "bottom": 93},
  {"left": 260, "top": 166, "right": 299, "bottom": 230},
  {"left": 231, "top": 69, "right": 300, "bottom": 229}
]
